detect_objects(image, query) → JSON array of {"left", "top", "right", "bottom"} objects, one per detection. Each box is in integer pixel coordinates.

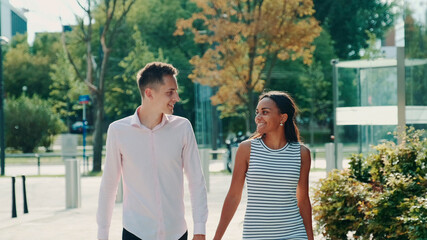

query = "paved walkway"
[{"left": 0, "top": 160, "right": 328, "bottom": 240}]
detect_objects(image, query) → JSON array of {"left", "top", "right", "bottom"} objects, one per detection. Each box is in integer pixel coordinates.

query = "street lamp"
[{"left": 0, "top": 36, "right": 10, "bottom": 176}]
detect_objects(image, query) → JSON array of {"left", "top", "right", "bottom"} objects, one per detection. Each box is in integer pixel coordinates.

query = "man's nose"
[{"left": 174, "top": 92, "right": 180, "bottom": 102}]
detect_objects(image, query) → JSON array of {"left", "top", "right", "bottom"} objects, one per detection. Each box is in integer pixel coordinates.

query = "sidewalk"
[{"left": 0, "top": 161, "right": 327, "bottom": 240}]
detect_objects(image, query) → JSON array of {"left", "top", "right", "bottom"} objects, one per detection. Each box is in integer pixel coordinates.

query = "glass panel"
[
  {"left": 404, "top": 0, "right": 427, "bottom": 132},
  {"left": 360, "top": 67, "right": 397, "bottom": 106},
  {"left": 337, "top": 68, "right": 359, "bottom": 107}
]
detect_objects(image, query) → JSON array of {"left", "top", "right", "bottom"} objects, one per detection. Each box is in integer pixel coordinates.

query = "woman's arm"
[
  {"left": 213, "top": 140, "right": 251, "bottom": 240},
  {"left": 297, "top": 145, "right": 314, "bottom": 240}
]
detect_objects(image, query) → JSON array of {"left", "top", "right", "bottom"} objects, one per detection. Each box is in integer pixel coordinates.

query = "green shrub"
[
  {"left": 313, "top": 128, "right": 427, "bottom": 239},
  {"left": 5, "top": 95, "right": 66, "bottom": 152}
]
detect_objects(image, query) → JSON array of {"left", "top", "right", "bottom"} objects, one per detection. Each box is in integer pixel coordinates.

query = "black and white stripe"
[{"left": 243, "top": 138, "right": 307, "bottom": 240}]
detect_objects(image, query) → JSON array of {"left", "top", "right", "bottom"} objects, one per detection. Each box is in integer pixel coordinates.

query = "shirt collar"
[{"left": 130, "top": 106, "right": 170, "bottom": 131}]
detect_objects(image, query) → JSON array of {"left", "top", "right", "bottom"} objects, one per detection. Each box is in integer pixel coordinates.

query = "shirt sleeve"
[
  {"left": 182, "top": 120, "right": 208, "bottom": 235},
  {"left": 96, "top": 124, "right": 122, "bottom": 240}
]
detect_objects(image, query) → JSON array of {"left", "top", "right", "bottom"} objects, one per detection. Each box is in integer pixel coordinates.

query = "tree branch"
[{"left": 107, "top": 0, "right": 136, "bottom": 47}]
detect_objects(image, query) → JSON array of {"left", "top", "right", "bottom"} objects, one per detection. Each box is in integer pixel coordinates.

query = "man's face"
[{"left": 150, "top": 75, "right": 180, "bottom": 114}]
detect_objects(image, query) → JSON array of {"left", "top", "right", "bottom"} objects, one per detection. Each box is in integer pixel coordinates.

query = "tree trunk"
[
  {"left": 248, "top": 89, "right": 256, "bottom": 133},
  {"left": 92, "top": 92, "right": 104, "bottom": 172}
]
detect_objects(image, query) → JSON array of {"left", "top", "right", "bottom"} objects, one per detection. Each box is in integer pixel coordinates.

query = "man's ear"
[{"left": 145, "top": 88, "right": 154, "bottom": 99}]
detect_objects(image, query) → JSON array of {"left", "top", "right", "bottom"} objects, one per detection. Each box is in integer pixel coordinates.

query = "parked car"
[
  {"left": 70, "top": 121, "right": 92, "bottom": 133},
  {"left": 70, "top": 121, "right": 84, "bottom": 133}
]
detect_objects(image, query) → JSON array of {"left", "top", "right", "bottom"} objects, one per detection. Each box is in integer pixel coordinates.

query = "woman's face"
[{"left": 255, "top": 97, "right": 287, "bottom": 135}]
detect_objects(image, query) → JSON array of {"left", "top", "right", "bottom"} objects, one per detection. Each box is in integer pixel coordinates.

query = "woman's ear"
[{"left": 281, "top": 113, "right": 288, "bottom": 123}]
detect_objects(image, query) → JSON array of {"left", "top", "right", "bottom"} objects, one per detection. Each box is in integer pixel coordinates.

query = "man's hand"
[{"left": 193, "top": 234, "right": 205, "bottom": 240}]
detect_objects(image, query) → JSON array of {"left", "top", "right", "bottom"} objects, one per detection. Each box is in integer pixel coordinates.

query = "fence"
[{"left": 5, "top": 152, "right": 104, "bottom": 175}]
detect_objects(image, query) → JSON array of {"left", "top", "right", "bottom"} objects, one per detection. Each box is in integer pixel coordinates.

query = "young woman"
[{"left": 213, "top": 91, "right": 313, "bottom": 240}]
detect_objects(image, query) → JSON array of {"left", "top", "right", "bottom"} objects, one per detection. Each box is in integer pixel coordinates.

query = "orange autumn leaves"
[{"left": 175, "top": 0, "right": 321, "bottom": 115}]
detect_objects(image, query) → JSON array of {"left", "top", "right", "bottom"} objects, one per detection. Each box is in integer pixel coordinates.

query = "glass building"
[{"left": 333, "top": 0, "right": 427, "bottom": 154}]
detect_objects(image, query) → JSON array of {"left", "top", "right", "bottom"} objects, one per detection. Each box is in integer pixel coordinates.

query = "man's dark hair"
[{"left": 136, "top": 62, "right": 178, "bottom": 97}]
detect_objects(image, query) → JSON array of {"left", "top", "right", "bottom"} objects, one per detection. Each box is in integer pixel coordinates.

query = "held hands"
[{"left": 193, "top": 234, "right": 206, "bottom": 240}]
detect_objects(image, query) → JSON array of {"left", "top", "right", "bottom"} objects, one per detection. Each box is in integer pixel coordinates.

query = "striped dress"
[{"left": 243, "top": 138, "right": 307, "bottom": 240}]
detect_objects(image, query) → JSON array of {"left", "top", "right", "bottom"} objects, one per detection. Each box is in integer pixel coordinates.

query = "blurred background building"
[{"left": 0, "top": 0, "right": 27, "bottom": 39}]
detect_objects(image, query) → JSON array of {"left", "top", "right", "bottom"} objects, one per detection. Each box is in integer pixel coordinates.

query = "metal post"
[
  {"left": 65, "top": 158, "right": 81, "bottom": 208},
  {"left": 82, "top": 104, "right": 87, "bottom": 163},
  {"left": 0, "top": 38, "right": 7, "bottom": 176},
  {"left": 397, "top": 47, "right": 406, "bottom": 142},
  {"left": 36, "top": 154, "right": 40, "bottom": 175},
  {"left": 115, "top": 176, "right": 123, "bottom": 203},
  {"left": 22, "top": 175, "right": 28, "bottom": 214},
  {"left": 200, "top": 148, "right": 210, "bottom": 192},
  {"left": 331, "top": 59, "right": 339, "bottom": 169},
  {"left": 12, "top": 177, "right": 17, "bottom": 218}
]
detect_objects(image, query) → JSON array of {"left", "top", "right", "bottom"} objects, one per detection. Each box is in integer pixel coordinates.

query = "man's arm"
[
  {"left": 182, "top": 120, "right": 208, "bottom": 239},
  {"left": 96, "top": 125, "right": 122, "bottom": 240}
]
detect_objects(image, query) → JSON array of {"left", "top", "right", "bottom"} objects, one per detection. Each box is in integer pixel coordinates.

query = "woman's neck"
[{"left": 262, "top": 132, "right": 287, "bottom": 150}]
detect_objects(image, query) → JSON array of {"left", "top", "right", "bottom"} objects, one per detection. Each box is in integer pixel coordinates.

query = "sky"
[
  {"left": 9, "top": 0, "right": 85, "bottom": 44},
  {"left": 8, "top": 0, "right": 427, "bottom": 44}
]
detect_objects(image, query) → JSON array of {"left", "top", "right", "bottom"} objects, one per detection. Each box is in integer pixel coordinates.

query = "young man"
[{"left": 97, "top": 62, "right": 208, "bottom": 240}]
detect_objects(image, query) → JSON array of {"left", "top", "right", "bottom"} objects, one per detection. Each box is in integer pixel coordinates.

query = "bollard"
[
  {"left": 115, "top": 177, "right": 123, "bottom": 203},
  {"left": 36, "top": 154, "right": 40, "bottom": 175},
  {"left": 22, "top": 175, "right": 28, "bottom": 214},
  {"left": 65, "top": 158, "right": 81, "bottom": 209},
  {"left": 200, "top": 149, "right": 210, "bottom": 192},
  {"left": 230, "top": 146, "right": 238, "bottom": 172},
  {"left": 325, "top": 143, "right": 343, "bottom": 172},
  {"left": 11, "top": 177, "right": 17, "bottom": 218}
]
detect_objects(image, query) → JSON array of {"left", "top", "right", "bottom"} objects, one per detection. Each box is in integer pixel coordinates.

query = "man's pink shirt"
[{"left": 97, "top": 109, "right": 208, "bottom": 240}]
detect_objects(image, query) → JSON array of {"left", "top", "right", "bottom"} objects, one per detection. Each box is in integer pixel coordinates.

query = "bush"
[
  {"left": 313, "top": 128, "right": 427, "bottom": 240},
  {"left": 5, "top": 95, "right": 66, "bottom": 152}
]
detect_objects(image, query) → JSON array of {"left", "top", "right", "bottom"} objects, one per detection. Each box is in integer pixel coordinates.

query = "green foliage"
[
  {"left": 313, "top": 169, "right": 371, "bottom": 240},
  {"left": 360, "top": 31, "right": 384, "bottom": 60},
  {"left": 124, "top": 0, "right": 200, "bottom": 121},
  {"left": 5, "top": 96, "right": 66, "bottom": 153},
  {"left": 313, "top": 128, "right": 427, "bottom": 239},
  {"left": 267, "top": 29, "right": 335, "bottom": 131},
  {"left": 3, "top": 33, "right": 57, "bottom": 99},
  {"left": 49, "top": 50, "right": 87, "bottom": 129},
  {"left": 313, "top": 0, "right": 394, "bottom": 59},
  {"left": 405, "top": 8, "right": 427, "bottom": 59},
  {"left": 106, "top": 26, "right": 167, "bottom": 118}
]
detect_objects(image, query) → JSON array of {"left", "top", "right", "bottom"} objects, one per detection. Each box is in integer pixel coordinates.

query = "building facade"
[{"left": 0, "top": 0, "right": 27, "bottom": 39}]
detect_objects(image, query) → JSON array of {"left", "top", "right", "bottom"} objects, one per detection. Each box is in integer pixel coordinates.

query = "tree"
[
  {"left": 360, "top": 31, "right": 385, "bottom": 60},
  {"left": 106, "top": 26, "right": 167, "bottom": 118},
  {"left": 123, "top": 0, "right": 203, "bottom": 122},
  {"left": 300, "top": 61, "right": 331, "bottom": 144},
  {"left": 49, "top": 50, "right": 88, "bottom": 130},
  {"left": 313, "top": 0, "right": 394, "bottom": 59},
  {"left": 175, "top": 0, "right": 321, "bottom": 132},
  {"left": 5, "top": 96, "right": 65, "bottom": 153},
  {"left": 62, "top": 0, "right": 136, "bottom": 172},
  {"left": 3, "top": 34, "right": 52, "bottom": 99}
]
